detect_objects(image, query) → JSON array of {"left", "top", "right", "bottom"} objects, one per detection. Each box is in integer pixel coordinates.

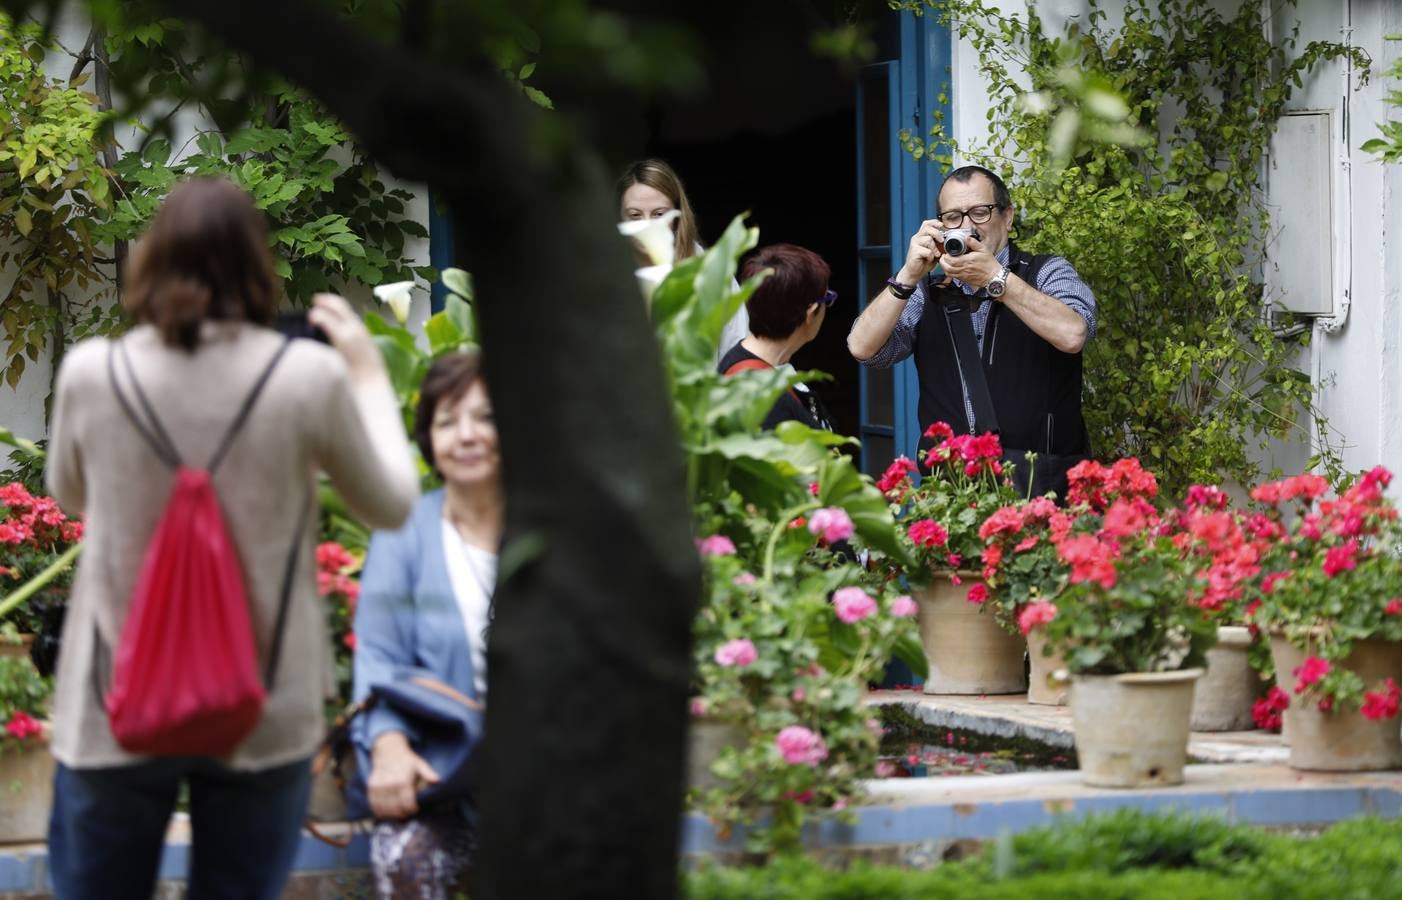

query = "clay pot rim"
[
  {"left": 1071, "top": 667, "right": 1204, "bottom": 686},
  {"left": 1215, "top": 625, "right": 1253, "bottom": 648}
]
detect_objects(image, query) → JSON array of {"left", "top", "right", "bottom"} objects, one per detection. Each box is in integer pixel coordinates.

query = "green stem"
[
  {"left": 0, "top": 542, "right": 81, "bottom": 620},
  {"left": 761, "top": 501, "right": 820, "bottom": 584}
]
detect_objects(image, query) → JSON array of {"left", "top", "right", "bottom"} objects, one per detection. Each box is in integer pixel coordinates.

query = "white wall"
[{"left": 948, "top": 0, "right": 1402, "bottom": 479}]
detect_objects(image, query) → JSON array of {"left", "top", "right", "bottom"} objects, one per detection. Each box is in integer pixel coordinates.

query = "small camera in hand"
[{"left": 941, "top": 227, "right": 981, "bottom": 257}]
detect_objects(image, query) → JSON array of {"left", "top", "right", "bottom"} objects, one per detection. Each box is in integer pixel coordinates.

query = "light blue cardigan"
[{"left": 351, "top": 489, "right": 482, "bottom": 757}]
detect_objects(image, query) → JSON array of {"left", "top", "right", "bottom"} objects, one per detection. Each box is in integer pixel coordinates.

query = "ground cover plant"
[{"left": 684, "top": 809, "right": 1402, "bottom": 899}]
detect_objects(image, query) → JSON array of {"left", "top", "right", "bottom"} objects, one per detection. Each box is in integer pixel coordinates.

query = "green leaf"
[
  {"left": 444, "top": 294, "right": 476, "bottom": 343},
  {"left": 424, "top": 311, "right": 464, "bottom": 354},
  {"left": 441, "top": 267, "right": 473, "bottom": 301}
]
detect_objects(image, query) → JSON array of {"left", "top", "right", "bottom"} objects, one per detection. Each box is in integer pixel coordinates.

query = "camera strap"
[{"left": 934, "top": 279, "right": 1000, "bottom": 436}]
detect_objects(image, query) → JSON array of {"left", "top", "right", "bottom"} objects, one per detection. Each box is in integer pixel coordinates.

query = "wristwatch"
[
  {"left": 885, "top": 276, "right": 917, "bottom": 300},
  {"left": 985, "top": 266, "right": 1010, "bottom": 299}
]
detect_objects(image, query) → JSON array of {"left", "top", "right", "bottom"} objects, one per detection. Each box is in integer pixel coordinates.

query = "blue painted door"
[{"left": 854, "top": 11, "right": 952, "bottom": 474}]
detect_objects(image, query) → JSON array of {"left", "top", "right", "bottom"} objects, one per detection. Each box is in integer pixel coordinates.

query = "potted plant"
[
  {"left": 307, "top": 540, "right": 362, "bottom": 820},
  {"left": 881, "top": 423, "right": 1024, "bottom": 695},
  {"left": 0, "top": 481, "right": 83, "bottom": 664},
  {"left": 690, "top": 515, "right": 922, "bottom": 853},
  {"left": 0, "top": 639, "right": 53, "bottom": 842},
  {"left": 1172, "top": 486, "right": 1267, "bottom": 732},
  {"left": 976, "top": 494, "right": 1074, "bottom": 703},
  {"left": 1038, "top": 458, "right": 1218, "bottom": 787},
  {"left": 1245, "top": 467, "right": 1402, "bottom": 771}
]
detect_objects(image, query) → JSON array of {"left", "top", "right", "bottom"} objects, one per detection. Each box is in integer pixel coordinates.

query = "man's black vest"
[{"left": 915, "top": 243, "right": 1089, "bottom": 456}]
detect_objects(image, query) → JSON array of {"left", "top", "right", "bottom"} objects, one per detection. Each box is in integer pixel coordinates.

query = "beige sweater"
[{"left": 46, "top": 322, "right": 419, "bottom": 770}]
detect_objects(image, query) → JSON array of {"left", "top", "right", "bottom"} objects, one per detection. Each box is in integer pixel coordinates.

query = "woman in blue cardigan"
[{"left": 352, "top": 350, "right": 500, "bottom": 899}]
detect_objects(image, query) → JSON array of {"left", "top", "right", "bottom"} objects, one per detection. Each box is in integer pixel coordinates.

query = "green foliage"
[
  {"left": 0, "top": 639, "right": 51, "bottom": 733},
  {"left": 901, "top": 0, "right": 1367, "bottom": 498},
  {"left": 1361, "top": 35, "right": 1402, "bottom": 162},
  {"left": 684, "top": 810, "right": 1402, "bottom": 899},
  {"left": 653, "top": 219, "right": 922, "bottom": 854},
  {"left": 1246, "top": 468, "right": 1402, "bottom": 712},
  {"left": 104, "top": 88, "right": 431, "bottom": 303},
  {"left": 0, "top": 12, "right": 112, "bottom": 390}
]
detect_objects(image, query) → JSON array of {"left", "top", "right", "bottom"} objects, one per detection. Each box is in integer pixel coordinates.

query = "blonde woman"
[{"left": 617, "top": 158, "right": 749, "bottom": 359}]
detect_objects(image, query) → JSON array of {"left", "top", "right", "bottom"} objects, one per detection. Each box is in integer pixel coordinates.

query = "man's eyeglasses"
[
  {"left": 937, "top": 203, "right": 1004, "bottom": 229},
  {"left": 818, "top": 289, "right": 838, "bottom": 308}
]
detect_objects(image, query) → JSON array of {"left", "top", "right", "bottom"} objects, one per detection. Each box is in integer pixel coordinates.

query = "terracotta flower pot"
[
  {"left": 916, "top": 576, "right": 1026, "bottom": 695},
  {"left": 1027, "top": 627, "right": 1068, "bottom": 706},
  {"left": 1069, "top": 668, "right": 1203, "bottom": 787},
  {"left": 1190, "top": 626, "right": 1259, "bottom": 731},
  {"left": 1269, "top": 634, "right": 1402, "bottom": 771},
  {"left": 0, "top": 731, "right": 55, "bottom": 843}
]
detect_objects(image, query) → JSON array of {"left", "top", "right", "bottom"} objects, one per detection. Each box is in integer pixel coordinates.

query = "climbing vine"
[{"left": 898, "top": 0, "right": 1368, "bottom": 497}]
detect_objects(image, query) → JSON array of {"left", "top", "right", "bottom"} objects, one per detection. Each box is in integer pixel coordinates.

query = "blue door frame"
[
  {"left": 855, "top": 10, "right": 952, "bottom": 474},
  {"left": 427, "top": 192, "right": 455, "bottom": 315}
]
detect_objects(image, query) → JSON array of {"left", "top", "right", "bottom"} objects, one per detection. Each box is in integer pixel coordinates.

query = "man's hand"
[
  {"left": 897, "top": 220, "right": 945, "bottom": 284},
  {"left": 936, "top": 234, "right": 1002, "bottom": 289}
]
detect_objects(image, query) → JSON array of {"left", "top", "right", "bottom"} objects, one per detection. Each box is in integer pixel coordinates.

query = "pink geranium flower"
[
  {"left": 775, "top": 725, "right": 828, "bottom": 767},
  {"left": 714, "top": 638, "right": 758, "bottom": 668},
  {"left": 696, "top": 534, "right": 737, "bottom": 557},
  {"left": 4, "top": 711, "right": 42, "bottom": 740},
  {"left": 1362, "top": 678, "right": 1401, "bottom": 721},
  {"left": 889, "top": 595, "right": 918, "bottom": 618},
  {"left": 832, "top": 587, "right": 877, "bottom": 623},
  {"left": 1293, "top": 656, "right": 1331, "bottom": 694},
  {"left": 965, "top": 583, "right": 989, "bottom": 605},
  {"left": 808, "top": 507, "right": 855, "bottom": 544},
  {"left": 1017, "top": 600, "right": 1058, "bottom": 635},
  {"left": 908, "top": 519, "right": 948, "bottom": 548}
]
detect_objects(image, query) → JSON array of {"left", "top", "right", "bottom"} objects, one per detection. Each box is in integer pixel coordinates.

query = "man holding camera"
[{"left": 848, "top": 165, "right": 1096, "bottom": 499}]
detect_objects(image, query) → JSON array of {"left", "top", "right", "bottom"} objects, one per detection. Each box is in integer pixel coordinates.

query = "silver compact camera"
[{"left": 940, "top": 227, "right": 981, "bottom": 257}]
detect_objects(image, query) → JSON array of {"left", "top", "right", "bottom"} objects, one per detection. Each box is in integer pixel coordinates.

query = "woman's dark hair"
[
  {"left": 414, "top": 349, "right": 485, "bottom": 470},
  {"left": 740, "top": 244, "right": 831, "bottom": 340},
  {"left": 941, "top": 165, "right": 1013, "bottom": 211},
  {"left": 124, "top": 177, "right": 279, "bottom": 351}
]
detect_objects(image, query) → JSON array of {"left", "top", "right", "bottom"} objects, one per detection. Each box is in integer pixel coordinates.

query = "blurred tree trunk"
[{"left": 154, "top": 2, "right": 700, "bottom": 896}]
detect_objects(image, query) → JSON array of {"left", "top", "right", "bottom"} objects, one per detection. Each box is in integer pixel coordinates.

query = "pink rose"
[
  {"left": 889, "top": 595, "right": 918, "bottom": 618},
  {"left": 714, "top": 638, "right": 758, "bottom": 668},
  {"left": 775, "top": 725, "right": 828, "bottom": 767},
  {"left": 808, "top": 507, "right": 855, "bottom": 544},
  {"left": 696, "top": 535, "right": 737, "bottom": 557},
  {"left": 832, "top": 587, "right": 877, "bottom": 623}
]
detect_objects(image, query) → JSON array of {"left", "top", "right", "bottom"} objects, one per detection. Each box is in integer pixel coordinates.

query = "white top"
[{"left": 440, "top": 519, "right": 496, "bottom": 698}]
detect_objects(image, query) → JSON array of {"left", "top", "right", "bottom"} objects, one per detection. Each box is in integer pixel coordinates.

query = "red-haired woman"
[{"left": 719, "top": 243, "right": 836, "bottom": 431}]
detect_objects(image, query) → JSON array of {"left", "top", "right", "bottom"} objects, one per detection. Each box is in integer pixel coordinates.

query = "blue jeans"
[{"left": 48, "top": 755, "right": 312, "bottom": 900}]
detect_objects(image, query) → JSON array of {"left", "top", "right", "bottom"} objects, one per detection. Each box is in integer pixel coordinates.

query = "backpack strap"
[
  {"left": 207, "top": 338, "right": 294, "bottom": 474},
  {"left": 724, "top": 356, "right": 802, "bottom": 404},
  {"left": 109, "top": 344, "right": 181, "bottom": 469},
  {"left": 724, "top": 358, "right": 773, "bottom": 376},
  {"left": 263, "top": 485, "right": 313, "bottom": 689},
  {"left": 111, "top": 337, "right": 293, "bottom": 474}
]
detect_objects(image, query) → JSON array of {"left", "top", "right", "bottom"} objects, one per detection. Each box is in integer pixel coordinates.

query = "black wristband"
[{"left": 885, "top": 277, "right": 916, "bottom": 300}]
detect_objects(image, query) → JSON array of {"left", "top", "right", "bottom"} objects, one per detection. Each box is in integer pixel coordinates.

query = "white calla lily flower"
[
  {"left": 634, "top": 264, "right": 673, "bottom": 306},
  {"left": 617, "top": 209, "right": 680, "bottom": 268},
  {"left": 373, "top": 280, "right": 415, "bottom": 325}
]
